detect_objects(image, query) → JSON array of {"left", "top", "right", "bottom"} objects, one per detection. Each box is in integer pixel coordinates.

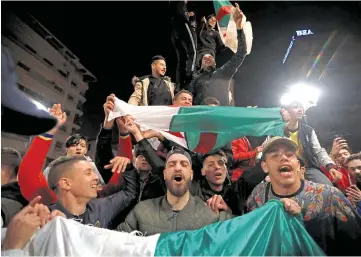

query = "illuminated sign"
[
  {"left": 283, "top": 29, "right": 315, "bottom": 64},
  {"left": 296, "top": 29, "right": 314, "bottom": 37}
]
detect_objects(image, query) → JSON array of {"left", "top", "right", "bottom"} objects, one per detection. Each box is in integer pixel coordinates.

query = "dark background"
[{"left": 3, "top": 1, "right": 361, "bottom": 151}]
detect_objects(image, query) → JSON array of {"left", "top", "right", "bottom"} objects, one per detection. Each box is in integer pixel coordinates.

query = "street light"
[{"left": 280, "top": 83, "right": 320, "bottom": 112}]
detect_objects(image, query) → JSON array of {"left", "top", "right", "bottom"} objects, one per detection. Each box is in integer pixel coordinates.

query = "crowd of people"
[{"left": 1, "top": 2, "right": 361, "bottom": 256}]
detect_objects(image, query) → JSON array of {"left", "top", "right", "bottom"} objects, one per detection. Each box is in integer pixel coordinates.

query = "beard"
[{"left": 165, "top": 178, "right": 192, "bottom": 197}]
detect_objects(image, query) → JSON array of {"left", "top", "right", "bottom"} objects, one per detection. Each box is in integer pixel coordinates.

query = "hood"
[{"left": 1, "top": 181, "right": 28, "bottom": 206}]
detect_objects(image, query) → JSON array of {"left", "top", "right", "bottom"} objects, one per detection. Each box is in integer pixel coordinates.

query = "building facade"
[{"left": 1, "top": 13, "right": 96, "bottom": 163}]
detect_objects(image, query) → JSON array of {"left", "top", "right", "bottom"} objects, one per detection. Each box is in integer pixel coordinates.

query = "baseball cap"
[
  {"left": 261, "top": 137, "right": 298, "bottom": 161},
  {"left": 166, "top": 147, "right": 192, "bottom": 165},
  {"left": 1, "top": 46, "right": 57, "bottom": 135}
]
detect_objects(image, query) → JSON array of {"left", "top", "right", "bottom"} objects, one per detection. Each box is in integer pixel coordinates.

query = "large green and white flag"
[
  {"left": 2, "top": 200, "right": 324, "bottom": 256},
  {"left": 108, "top": 98, "right": 285, "bottom": 154}
]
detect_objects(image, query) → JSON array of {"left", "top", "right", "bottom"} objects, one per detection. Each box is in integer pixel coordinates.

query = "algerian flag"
[
  {"left": 108, "top": 98, "right": 285, "bottom": 154},
  {"left": 214, "top": 0, "right": 253, "bottom": 54},
  {"left": 3, "top": 200, "right": 324, "bottom": 256}
]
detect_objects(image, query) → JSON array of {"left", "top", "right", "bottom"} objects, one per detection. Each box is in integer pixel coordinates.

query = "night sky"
[{"left": 3, "top": 1, "right": 361, "bottom": 150}]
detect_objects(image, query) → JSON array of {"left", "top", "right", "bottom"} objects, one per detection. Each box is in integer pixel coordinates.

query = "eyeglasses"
[{"left": 268, "top": 150, "right": 297, "bottom": 161}]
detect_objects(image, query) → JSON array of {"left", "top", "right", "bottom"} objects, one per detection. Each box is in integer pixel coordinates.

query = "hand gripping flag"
[{"left": 214, "top": 0, "right": 253, "bottom": 54}]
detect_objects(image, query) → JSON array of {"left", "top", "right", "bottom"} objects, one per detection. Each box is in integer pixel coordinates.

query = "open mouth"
[
  {"left": 279, "top": 165, "right": 292, "bottom": 178},
  {"left": 90, "top": 185, "right": 97, "bottom": 189},
  {"left": 214, "top": 171, "right": 223, "bottom": 179},
  {"left": 173, "top": 174, "right": 184, "bottom": 183}
]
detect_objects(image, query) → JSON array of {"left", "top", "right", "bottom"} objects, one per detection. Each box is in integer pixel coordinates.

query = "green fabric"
[
  {"left": 170, "top": 106, "right": 285, "bottom": 151},
  {"left": 213, "top": 0, "right": 232, "bottom": 27},
  {"left": 154, "top": 200, "right": 325, "bottom": 256}
]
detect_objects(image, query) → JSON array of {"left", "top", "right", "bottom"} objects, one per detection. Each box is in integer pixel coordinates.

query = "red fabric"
[
  {"left": 18, "top": 137, "right": 57, "bottom": 205},
  {"left": 321, "top": 166, "right": 351, "bottom": 193},
  {"left": 118, "top": 135, "right": 133, "bottom": 160},
  {"left": 18, "top": 136, "right": 124, "bottom": 205},
  {"left": 231, "top": 168, "right": 244, "bottom": 181},
  {"left": 232, "top": 137, "right": 256, "bottom": 161}
]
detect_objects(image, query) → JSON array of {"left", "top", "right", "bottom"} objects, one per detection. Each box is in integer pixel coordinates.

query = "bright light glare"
[
  {"left": 280, "top": 83, "right": 320, "bottom": 111},
  {"left": 31, "top": 99, "right": 48, "bottom": 112}
]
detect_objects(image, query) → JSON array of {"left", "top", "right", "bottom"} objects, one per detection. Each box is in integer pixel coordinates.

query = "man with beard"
[
  {"left": 128, "top": 56, "right": 175, "bottom": 106},
  {"left": 116, "top": 147, "right": 233, "bottom": 235},
  {"left": 246, "top": 137, "right": 361, "bottom": 256}
]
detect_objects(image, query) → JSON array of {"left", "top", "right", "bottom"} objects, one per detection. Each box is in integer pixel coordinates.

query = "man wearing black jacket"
[
  {"left": 187, "top": 4, "right": 247, "bottom": 106},
  {"left": 1, "top": 148, "right": 28, "bottom": 227},
  {"left": 169, "top": 0, "right": 197, "bottom": 89}
]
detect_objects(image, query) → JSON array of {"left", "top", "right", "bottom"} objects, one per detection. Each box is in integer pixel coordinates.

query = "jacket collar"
[{"left": 160, "top": 194, "right": 195, "bottom": 219}]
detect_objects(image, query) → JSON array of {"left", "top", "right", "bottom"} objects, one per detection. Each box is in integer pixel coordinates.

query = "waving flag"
[
  {"left": 214, "top": 0, "right": 253, "bottom": 54},
  {"left": 6, "top": 200, "right": 325, "bottom": 256},
  {"left": 108, "top": 98, "right": 285, "bottom": 154}
]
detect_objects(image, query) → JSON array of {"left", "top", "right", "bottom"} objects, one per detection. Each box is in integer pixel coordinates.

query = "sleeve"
[
  {"left": 115, "top": 208, "right": 138, "bottom": 232},
  {"left": 94, "top": 124, "right": 115, "bottom": 183},
  {"left": 328, "top": 188, "right": 361, "bottom": 255},
  {"left": 218, "top": 211, "right": 236, "bottom": 221},
  {"left": 118, "top": 133, "right": 133, "bottom": 160},
  {"left": 213, "top": 29, "right": 247, "bottom": 79},
  {"left": 309, "top": 129, "right": 335, "bottom": 168},
  {"left": 17, "top": 135, "right": 56, "bottom": 205},
  {"left": 95, "top": 168, "right": 139, "bottom": 227},
  {"left": 232, "top": 138, "right": 257, "bottom": 161},
  {"left": 185, "top": 77, "right": 197, "bottom": 102},
  {"left": 215, "top": 31, "right": 227, "bottom": 52},
  {"left": 1, "top": 199, "right": 23, "bottom": 228},
  {"left": 245, "top": 183, "right": 265, "bottom": 212},
  {"left": 137, "top": 138, "right": 165, "bottom": 176},
  {"left": 128, "top": 82, "right": 143, "bottom": 106}
]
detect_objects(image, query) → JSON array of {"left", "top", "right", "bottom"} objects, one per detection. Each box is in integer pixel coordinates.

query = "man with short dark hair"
[
  {"left": 128, "top": 55, "right": 175, "bottom": 106},
  {"left": 47, "top": 154, "right": 138, "bottom": 228},
  {"left": 173, "top": 89, "right": 193, "bottom": 106},
  {"left": 246, "top": 137, "right": 361, "bottom": 256},
  {"left": 282, "top": 101, "right": 338, "bottom": 186},
  {"left": 1, "top": 148, "right": 28, "bottom": 227},
  {"left": 187, "top": 4, "right": 247, "bottom": 106}
]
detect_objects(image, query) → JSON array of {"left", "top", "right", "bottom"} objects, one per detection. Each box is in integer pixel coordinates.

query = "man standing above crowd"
[
  {"left": 128, "top": 56, "right": 175, "bottom": 106},
  {"left": 187, "top": 3, "right": 247, "bottom": 106}
]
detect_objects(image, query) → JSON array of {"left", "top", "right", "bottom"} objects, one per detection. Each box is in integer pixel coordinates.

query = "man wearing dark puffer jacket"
[{"left": 187, "top": 3, "right": 247, "bottom": 106}]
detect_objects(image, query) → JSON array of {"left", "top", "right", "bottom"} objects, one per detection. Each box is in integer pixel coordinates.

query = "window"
[
  {"left": 58, "top": 69, "right": 68, "bottom": 78},
  {"left": 17, "top": 62, "right": 30, "bottom": 72},
  {"left": 54, "top": 85, "right": 63, "bottom": 93},
  {"left": 71, "top": 81, "right": 77, "bottom": 88},
  {"left": 43, "top": 58, "right": 54, "bottom": 67},
  {"left": 55, "top": 141, "right": 63, "bottom": 150},
  {"left": 24, "top": 44, "right": 37, "bottom": 54},
  {"left": 67, "top": 95, "right": 74, "bottom": 102}
]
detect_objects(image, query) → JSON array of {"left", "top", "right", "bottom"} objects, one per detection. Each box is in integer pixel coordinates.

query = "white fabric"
[
  {"left": 218, "top": 7, "right": 253, "bottom": 55},
  {"left": 3, "top": 217, "right": 160, "bottom": 257},
  {"left": 108, "top": 98, "right": 180, "bottom": 131},
  {"left": 108, "top": 98, "right": 188, "bottom": 148}
]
